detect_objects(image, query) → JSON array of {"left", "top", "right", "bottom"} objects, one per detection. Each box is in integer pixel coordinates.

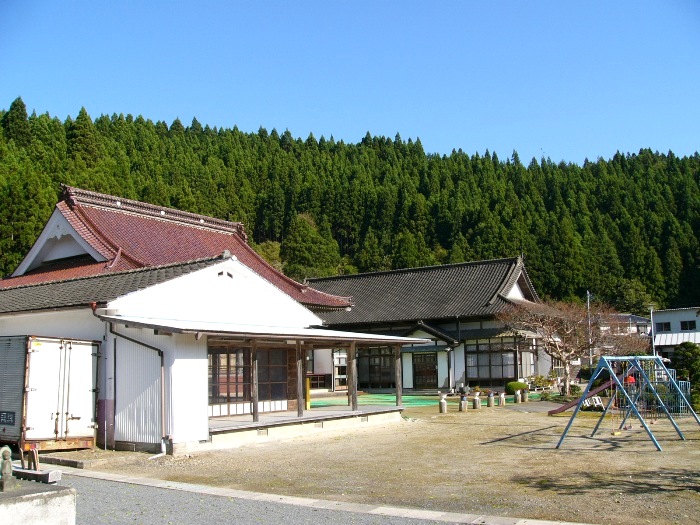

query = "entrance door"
[{"left": 413, "top": 353, "right": 437, "bottom": 390}]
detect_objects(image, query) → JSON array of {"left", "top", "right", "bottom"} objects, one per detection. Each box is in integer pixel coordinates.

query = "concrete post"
[
  {"left": 487, "top": 392, "right": 494, "bottom": 407},
  {"left": 499, "top": 392, "right": 506, "bottom": 406},
  {"left": 439, "top": 392, "right": 447, "bottom": 413},
  {"left": 514, "top": 390, "right": 521, "bottom": 403},
  {"left": 472, "top": 393, "right": 481, "bottom": 410},
  {"left": 459, "top": 394, "right": 467, "bottom": 411},
  {"left": 521, "top": 390, "right": 529, "bottom": 403}
]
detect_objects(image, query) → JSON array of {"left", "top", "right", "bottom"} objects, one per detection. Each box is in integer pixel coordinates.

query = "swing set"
[{"left": 556, "top": 355, "right": 700, "bottom": 451}]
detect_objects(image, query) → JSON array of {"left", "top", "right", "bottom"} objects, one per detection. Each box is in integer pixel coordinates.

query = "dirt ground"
[{"left": 53, "top": 401, "right": 700, "bottom": 525}]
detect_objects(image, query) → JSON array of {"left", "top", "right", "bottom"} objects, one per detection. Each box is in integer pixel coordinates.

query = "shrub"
[
  {"left": 540, "top": 391, "right": 555, "bottom": 401},
  {"left": 569, "top": 384, "right": 582, "bottom": 396},
  {"left": 505, "top": 381, "right": 529, "bottom": 395},
  {"left": 529, "top": 375, "right": 550, "bottom": 388}
]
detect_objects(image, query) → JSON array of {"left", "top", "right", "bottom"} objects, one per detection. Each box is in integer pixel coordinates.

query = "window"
[
  {"left": 681, "top": 320, "right": 697, "bottom": 331},
  {"left": 208, "top": 344, "right": 289, "bottom": 405},
  {"left": 655, "top": 322, "right": 671, "bottom": 332},
  {"left": 357, "top": 347, "right": 395, "bottom": 389},
  {"left": 208, "top": 348, "right": 250, "bottom": 405},
  {"left": 257, "top": 349, "right": 289, "bottom": 401},
  {"left": 464, "top": 338, "right": 517, "bottom": 384}
]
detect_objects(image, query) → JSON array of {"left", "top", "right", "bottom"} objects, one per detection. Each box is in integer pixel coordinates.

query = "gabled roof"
[
  {"left": 308, "top": 257, "right": 540, "bottom": 326},
  {"left": 0, "top": 256, "right": 225, "bottom": 315},
  {"left": 1, "top": 186, "right": 351, "bottom": 309},
  {"left": 404, "top": 321, "right": 459, "bottom": 346}
]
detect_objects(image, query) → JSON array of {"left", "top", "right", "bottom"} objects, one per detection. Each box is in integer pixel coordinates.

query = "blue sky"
[{"left": 2, "top": 1, "right": 699, "bottom": 164}]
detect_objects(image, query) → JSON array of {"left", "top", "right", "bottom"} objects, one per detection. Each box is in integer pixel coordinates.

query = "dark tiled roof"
[
  {"left": 1, "top": 186, "right": 351, "bottom": 309},
  {"left": 0, "top": 257, "right": 225, "bottom": 314},
  {"left": 308, "top": 257, "right": 539, "bottom": 326}
]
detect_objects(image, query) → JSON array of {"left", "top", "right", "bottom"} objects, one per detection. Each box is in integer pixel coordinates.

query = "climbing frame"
[{"left": 556, "top": 355, "right": 700, "bottom": 451}]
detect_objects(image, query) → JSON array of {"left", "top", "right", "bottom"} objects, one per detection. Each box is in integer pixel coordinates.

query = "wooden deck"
[{"left": 209, "top": 405, "right": 403, "bottom": 433}]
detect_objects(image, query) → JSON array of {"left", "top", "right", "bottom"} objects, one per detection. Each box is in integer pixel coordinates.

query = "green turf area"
[
  {"left": 311, "top": 394, "right": 439, "bottom": 407},
  {"left": 311, "top": 392, "right": 541, "bottom": 408}
]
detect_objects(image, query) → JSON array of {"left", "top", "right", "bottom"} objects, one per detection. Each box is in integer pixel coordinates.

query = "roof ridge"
[
  {"left": 486, "top": 258, "right": 521, "bottom": 306},
  {"left": 0, "top": 253, "right": 228, "bottom": 292},
  {"left": 231, "top": 234, "right": 353, "bottom": 306},
  {"left": 61, "top": 185, "right": 247, "bottom": 239},
  {"left": 308, "top": 257, "right": 519, "bottom": 282}
]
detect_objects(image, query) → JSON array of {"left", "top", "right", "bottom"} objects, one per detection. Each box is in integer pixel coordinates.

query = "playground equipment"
[{"left": 556, "top": 356, "right": 700, "bottom": 451}]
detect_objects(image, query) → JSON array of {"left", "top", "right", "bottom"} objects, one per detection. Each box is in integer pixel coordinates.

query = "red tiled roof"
[{"left": 0, "top": 186, "right": 352, "bottom": 309}]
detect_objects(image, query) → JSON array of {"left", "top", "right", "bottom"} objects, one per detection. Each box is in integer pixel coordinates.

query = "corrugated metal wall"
[
  {"left": 114, "top": 336, "right": 162, "bottom": 445},
  {"left": 0, "top": 336, "right": 27, "bottom": 443}
]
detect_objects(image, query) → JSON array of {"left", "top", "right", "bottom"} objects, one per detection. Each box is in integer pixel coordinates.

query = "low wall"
[
  {"left": 0, "top": 484, "right": 76, "bottom": 525},
  {"left": 175, "top": 408, "right": 403, "bottom": 455}
]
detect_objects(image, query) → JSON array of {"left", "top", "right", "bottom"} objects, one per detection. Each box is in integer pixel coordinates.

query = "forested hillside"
[{"left": 1, "top": 97, "right": 698, "bottom": 313}]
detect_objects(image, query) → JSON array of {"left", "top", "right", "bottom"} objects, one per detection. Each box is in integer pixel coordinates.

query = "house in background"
[
  {"left": 0, "top": 186, "right": 425, "bottom": 454},
  {"left": 652, "top": 307, "right": 700, "bottom": 358},
  {"left": 308, "top": 257, "right": 547, "bottom": 391},
  {"left": 608, "top": 314, "right": 651, "bottom": 336}
]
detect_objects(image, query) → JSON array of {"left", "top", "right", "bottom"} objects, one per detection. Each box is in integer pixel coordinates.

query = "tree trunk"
[{"left": 563, "top": 361, "right": 572, "bottom": 396}]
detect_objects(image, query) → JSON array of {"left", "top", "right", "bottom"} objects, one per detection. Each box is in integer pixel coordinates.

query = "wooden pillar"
[
  {"left": 346, "top": 345, "right": 353, "bottom": 406},
  {"left": 348, "top": 342, "right": 358, "bottom": 411},
  {"left": 251, "top": 340, "right": 259, "bottom": 422},
  {"left": 394, "top": 344, "right": 403, "bottom": 407},
  {"left": 296, "top": 341, "right": 304, "bottom": 417}
]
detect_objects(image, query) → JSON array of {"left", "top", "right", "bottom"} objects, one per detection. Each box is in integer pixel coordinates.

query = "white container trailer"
[{"left": 0, "top": 336, "right": 98, "bottom": 451}]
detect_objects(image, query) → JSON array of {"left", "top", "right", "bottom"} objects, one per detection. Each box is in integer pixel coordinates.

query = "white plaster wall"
[
  {"left": 505, "top": 282, "right": 526, "bottom": 300},
  {"left": 654, "top": 308, "right": 700, "bottom": 333},
  {"left": 108, "top": 258, "right": 321, "bottom": 328},
  {"left": 402, "top": 353, "right": 413, "bottom": 389},
  {"left": 437, "top": 351, "right": 449, "bottom": 389},
  {"left": 453, "top": 343, "right": 466, "bottom": 388},
  {"left": 537, "top": 347, "right": 553, "bottom": 378},
  {"left": 0, "top": 309, "right": 104, "bottom": 342},
  {"left": 312, "top": 348, "right": 333, "bottom": 375},
  {"left": 170, "top": 333, "right": 208, "bottom": 444}
]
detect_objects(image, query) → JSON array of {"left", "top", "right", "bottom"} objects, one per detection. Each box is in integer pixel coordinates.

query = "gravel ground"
[{"left": 51, "top": 400, "right": 700, "bottom": 525}]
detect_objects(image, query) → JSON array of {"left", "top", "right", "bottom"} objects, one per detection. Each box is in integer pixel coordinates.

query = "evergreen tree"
[
  {"left": 1, "top": 97, "right": 32, "bottom": 148},
  {"left": 280, "top": 213, "right": 341, "bottom": 281}
]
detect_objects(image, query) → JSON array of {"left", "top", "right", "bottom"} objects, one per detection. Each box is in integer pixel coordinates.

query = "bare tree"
[
  {"left": 499, "top": 300, "right": 649, "bottom": 395},
  {"left": 597, "top": 314, "right": 652, "bottom": 357}
]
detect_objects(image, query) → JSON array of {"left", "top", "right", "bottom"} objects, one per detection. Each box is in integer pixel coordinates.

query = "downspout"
[{"left": 90, "top": 303, "right": 168, "bottom": 455}]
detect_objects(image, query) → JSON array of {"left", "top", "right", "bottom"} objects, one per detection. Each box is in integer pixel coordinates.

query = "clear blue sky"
[{"left": 2, "top": 1, "right": 699, "bottom": 164}]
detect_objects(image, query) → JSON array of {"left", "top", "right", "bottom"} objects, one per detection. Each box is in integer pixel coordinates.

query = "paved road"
[
  {"left": 62, "top": 474, "right": 453, "bottom": 525},
  {"left": 60, "top": 468, "right": 588, "bottom": 525}
]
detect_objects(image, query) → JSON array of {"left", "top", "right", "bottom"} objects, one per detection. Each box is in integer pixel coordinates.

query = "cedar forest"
[{"left": 1, "top": 97, "right": 698, "bottom": 314}]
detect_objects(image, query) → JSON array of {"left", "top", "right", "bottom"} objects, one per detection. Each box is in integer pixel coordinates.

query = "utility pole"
[
  {"left": 649, "top": 304, "right": 656, "bottom": 357},
  {"left": 587, "top": 290, "right": 593, "bottom": 367}
]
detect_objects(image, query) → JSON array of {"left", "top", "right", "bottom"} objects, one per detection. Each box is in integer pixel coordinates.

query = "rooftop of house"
[
  {"left": 308, "top": 256, "right": 539, "bottom": 326},
  {"left": 0, "top": 186, "right": 351, "bottom": 310}
]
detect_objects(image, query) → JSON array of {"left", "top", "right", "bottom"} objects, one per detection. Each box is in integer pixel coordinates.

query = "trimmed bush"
[{"left": 505, "top": 381, "right": 529, "bottom": 395}]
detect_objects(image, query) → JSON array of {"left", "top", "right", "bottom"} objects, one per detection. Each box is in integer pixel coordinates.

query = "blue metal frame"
[{"left": 556, "top": 356, "right": 700, "bottom": 451}]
